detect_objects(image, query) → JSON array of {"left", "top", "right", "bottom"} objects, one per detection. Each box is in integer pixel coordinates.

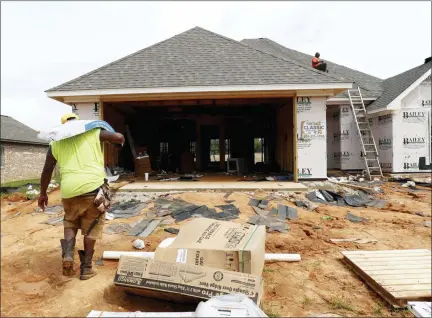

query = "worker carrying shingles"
[
  {"left": 312, "top": 52, "right": 328, "bottom": 72},
  {"left": 38, "top": 113, "right": 125, "bottom": 280}
]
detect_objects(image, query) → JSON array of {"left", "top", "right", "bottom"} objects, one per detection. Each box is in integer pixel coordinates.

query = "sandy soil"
[{"left": 1, "top": 181, "right": 431, "bottom": 317}]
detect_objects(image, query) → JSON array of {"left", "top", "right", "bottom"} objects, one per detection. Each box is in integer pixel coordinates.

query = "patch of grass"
[
  {"left": 302, "top": 296, "right": 313, "bottom": 306},
  {"left": 263, "top": 268, "right": 275, "bottom": 273},
  {"left": 1, "top": 178, "right": 40, "bottom": 188},
  {"left": 265, "top": 310, "right": 281, "bottom": 318},
  {"left": 328, "top": 296, "right": 356, "bottom": 312},
  {"left": 374, "top": 304, "right": 383, "bottom": 316}
]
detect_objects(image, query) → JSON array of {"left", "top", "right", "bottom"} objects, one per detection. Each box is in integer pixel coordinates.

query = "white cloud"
[{"left": 1, "top": 1, "right": 431, "bottom": 130}]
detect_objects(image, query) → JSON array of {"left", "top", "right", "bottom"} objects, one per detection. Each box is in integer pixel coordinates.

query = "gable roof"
[
  {"left": 367, "top": 60, "right": 431, "bottom": 113},
  {"left": 1, "top": 115, "right": 48, "bottom": 145},
  {"left": 241, "top": 38, "right": 383, "bottom": 99},
  {"left": 46, "top": 27, "right": 350, "bottom": 93}
]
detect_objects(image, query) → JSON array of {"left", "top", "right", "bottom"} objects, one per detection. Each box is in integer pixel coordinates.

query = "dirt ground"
[{"left": 1, "top": 181, "right": 431, "bottom": 317}]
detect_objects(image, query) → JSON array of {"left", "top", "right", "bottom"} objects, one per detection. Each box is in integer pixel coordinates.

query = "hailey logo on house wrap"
[
  {"left": 402, "top": 111, "right": 425, "bottom": 123},
  {"left": 378, "top": 114, "right": 392, "bottom": 125},
  {"left": 403, "top": 162, "right": 419, "bottom": 170},
  {"left": 296, "top": 97, "right": 312, "bottom": 113},
  {"left": 421, "top": 100, "right": 431, "bottom": 107},
  {"left": 380, "top": 162, "right": 393, "bottom": 170},
  {"left": 379, "top": 138, "right": 392, "bottom": 150},
  {"left": 93, "top": 103, "right": 100, "bottom": 117},
  {"left": 333, "top": 151, "right": 351, "bottom": 162},
  {"left": 298, "top": 168, "right": 313, "bottom": 177},
  {"left": 341, "top": 107, "right": 350, "bottom": 117},
  {"left": 72, "top": 104, "right": 79, "bottom": 115},
  {"left": 403, "top": 136, "right": 426, "bottom": 149},
  {"left": 333, "top": 130, "right": 349, "bottom": 140}
]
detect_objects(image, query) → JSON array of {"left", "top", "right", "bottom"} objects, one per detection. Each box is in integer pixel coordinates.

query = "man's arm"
[
  {"left": 38, "top": 146, "right": 57, "bottom": 210},
  {"left": 100, "top": 130, "right": 125, "bottom": 146}
]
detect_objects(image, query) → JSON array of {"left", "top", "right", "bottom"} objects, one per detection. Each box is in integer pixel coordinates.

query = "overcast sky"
[{"left": 1, "top": 1, "right": 431, "bottom": 131}]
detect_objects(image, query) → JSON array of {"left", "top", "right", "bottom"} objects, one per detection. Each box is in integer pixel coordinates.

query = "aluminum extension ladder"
[{"left": 347, "top": 87, "right": 383, "bottom": 180}]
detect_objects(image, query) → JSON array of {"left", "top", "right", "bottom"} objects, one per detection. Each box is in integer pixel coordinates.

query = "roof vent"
[{"left": 425, "top": 57, "right": 431, "bottom": 64}]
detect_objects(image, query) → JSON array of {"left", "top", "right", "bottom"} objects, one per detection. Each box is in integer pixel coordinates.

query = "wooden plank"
[
  {"left": 368, "top": 273, "right": 431, "bottom": 280},
  {"left": 392, "top": 290, "right": 432, "bottom": 298},
  {"left": 361, "top": 264, "right": 431, "bottom": 271},
  {"left": 346, "top": 253, "right": 431, "bottom": 259},
  {"left": 366, "top": 269, "right": 432, "bottom": 276},
  {"left": 350, "top": 256, "right": 432, "bottom": 264},
  {"left": 385, "top": 284, "right": 431, "bottom": 292},
  {"left": 376, "top": 278, "right": 431, "bottom": 285},
  {"left": 342, "top": 249, "right": 429, "bottom": 256}
]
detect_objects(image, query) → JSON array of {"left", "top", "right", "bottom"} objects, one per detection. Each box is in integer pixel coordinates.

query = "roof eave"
[
  {"left": 47, "top": 83, "right": 353, "bottom": 103},
  {"left": 1, "top": 139, "right": 49, "bottom": 146}
]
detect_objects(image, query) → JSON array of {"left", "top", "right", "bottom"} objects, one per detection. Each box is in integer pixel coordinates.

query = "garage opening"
[{"left": 103, "top": 98, "right": 296, "bottom": 179}]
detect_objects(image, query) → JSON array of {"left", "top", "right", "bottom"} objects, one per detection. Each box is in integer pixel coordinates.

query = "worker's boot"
[
  {"left": 60, "top": 238, "right": 76, "bottom": 276},
  {"left": 78, "top": 249, "right": 98, "bottom": 280}
]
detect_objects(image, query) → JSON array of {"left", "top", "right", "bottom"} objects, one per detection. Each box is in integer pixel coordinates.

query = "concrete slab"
[{"left": 118, "top": 181, "right": 308, "bottom": 192}]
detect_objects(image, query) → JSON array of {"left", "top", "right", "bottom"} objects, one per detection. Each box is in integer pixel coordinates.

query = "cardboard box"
[
  {"left": 154, "top": 218, "right": 266, "bottom": 276},
  {"left": 113, "top": 256, "right": 263, "bottom": 305},
  {"left": 135, "top": 156, "right": 151, "bottom": 175}
]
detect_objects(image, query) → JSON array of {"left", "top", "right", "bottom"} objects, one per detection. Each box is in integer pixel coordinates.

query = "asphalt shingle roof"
[
  {"left": 241, "top": 38, "right": 383, "bottom": 99},
  {"left": 47, "top": 27, "right": 350, "bottom": 92},
  {"left": 1, "top": 115, "right": 48, "bottom": 145},
  {"left": 366, "top": 61, "right": 431, "bottom": 112}
]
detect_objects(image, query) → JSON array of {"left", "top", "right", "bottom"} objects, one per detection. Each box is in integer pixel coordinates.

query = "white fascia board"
[
  {"left": 46, "top": 83, "right": 353, "bottom": 98},
  {"left": 326, "top": 97, "right": 377, "bottom": 105}
]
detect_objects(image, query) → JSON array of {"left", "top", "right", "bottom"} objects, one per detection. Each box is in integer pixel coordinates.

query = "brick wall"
[{"left": 1, "top": 142, "right": 49, "bottom": 183}]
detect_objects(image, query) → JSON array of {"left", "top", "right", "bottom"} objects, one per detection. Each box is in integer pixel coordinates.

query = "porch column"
[
  {"left": 196, "top": 121, "right": 201, "bottom": 170},
  {"left": 219, "top": 120, "right": 226, "bottom": 170},
  {"left": 293, "top": 96, "right": 298, "bottom": 182}
]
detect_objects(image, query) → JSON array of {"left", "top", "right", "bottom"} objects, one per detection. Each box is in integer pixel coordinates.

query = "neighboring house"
[
  {"left": 45, "top": 27, "right": 353, "bottom": 181},
  {"left": 1, "top": 115, "right": 49, "bottom": 183},
  {"left": 242, "top": 38, "right": 432, "bottom": 173}
]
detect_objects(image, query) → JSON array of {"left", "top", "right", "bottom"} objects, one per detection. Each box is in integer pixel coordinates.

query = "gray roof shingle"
[
  {"left": 46, "top": 27, "right": 350, "bottom": 92},
  {"left": 241, "top": 38, "right": 383, "bottom": 99},
  {"left": 367, "top": 61, "right": 431, "bottom": 112},
  {"left": 1, "top": 115, "right": 48, "bottom": 145}
]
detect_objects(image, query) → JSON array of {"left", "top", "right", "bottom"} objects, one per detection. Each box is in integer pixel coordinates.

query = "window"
[
  {"left": 225, "top": 139, "right": 231, "bottom": 161},
  {"left": 210, "top": 139, "right": 219, "bottom": 162},
  {"left": 160, "top": 142, "right": 169, "bottom": 154},
  {"left": 254, "top": 137, "right": 266, "bottom": 164},
  {"left": 0, "top": 146, "right": 4, "bottom": 167},
  {"left": 209, "top": 139, "right": 231, "bottom": 162}
]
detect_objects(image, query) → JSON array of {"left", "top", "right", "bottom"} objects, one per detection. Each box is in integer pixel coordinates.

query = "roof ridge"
[
  {"left": 46, "top": 27, "right": 200, "bottom": 92},
  {"left": 196, "top": 28, "right": 349, "bottom": 83},
  {"left": 244, "top": 37, "right": 383, "bottom": 82}
]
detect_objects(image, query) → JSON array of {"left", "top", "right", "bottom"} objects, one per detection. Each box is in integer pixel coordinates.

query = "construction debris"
[
  {"left": 345, "top": 212, "right": 368, "bottom": 223},
  {"left": 109, "top": 200, "right": 147, "bottom": 219},
  {"left": 88, "top": 311, "right": 195, "bottom": 317},
  {"left": 306, "top": 189, "right": 386, "bottom": 208},
  {"left": 104, "top": 223, "right": 132, "bottom": 234},
  {"left": 42, "top": 216, "right": 63, "bottom": 226},
  {"left": 164, "top": 227, "right": 180, "bottom": 234},
  {"left": 407, "top": 302, "right": 432, "bottom": 318},
  {"left": 330, "top": 238, "right": 377, "bottom": 244},
  {"left": 132, "top": 239, "right": 145, "bottom": 249}
]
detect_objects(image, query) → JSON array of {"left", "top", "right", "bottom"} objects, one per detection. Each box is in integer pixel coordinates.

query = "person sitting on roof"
[{"left": 312, "top": 52, "right": 328, "bottom": 72}]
